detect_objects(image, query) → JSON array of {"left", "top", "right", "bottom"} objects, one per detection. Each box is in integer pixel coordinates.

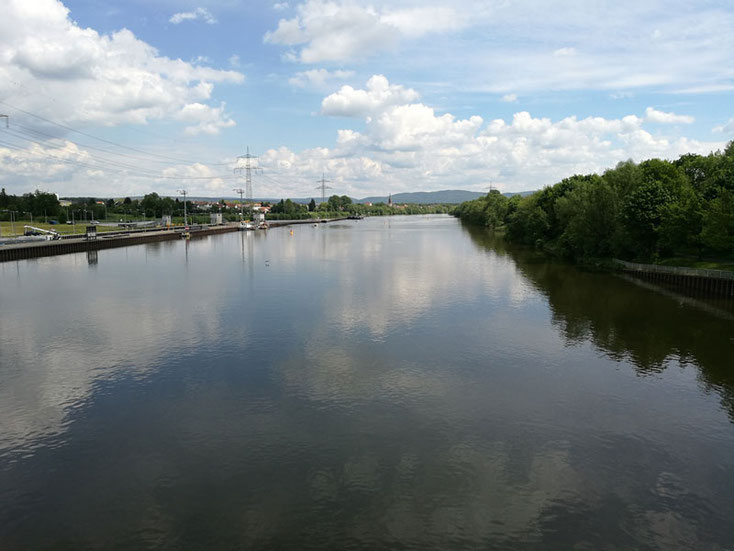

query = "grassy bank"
[{"left": 1, "top": 220, "right": 140, "bottom": 237}]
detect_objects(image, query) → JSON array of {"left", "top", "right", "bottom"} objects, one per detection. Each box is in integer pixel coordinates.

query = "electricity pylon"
[
  {"left": 234, "top": 146, "right": 261, "bottom": 201},
  {"left": 315, "top": 173, "right": 332, "bottom": 204}
]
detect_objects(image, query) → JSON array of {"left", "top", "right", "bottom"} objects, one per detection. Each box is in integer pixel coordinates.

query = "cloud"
[
  {"left": 713, "top": 118, "right": 734, "bottom": 134},
  {"left": 273, "top": 2, "right": 289, "bottom": 10},
  {"left": 0, "top": 0, "right": 247, "bottom": 196},
  {"left": 321, "top": 74, "right": 419, "bottom": 117},
  {"left": 254, "top": 76, "right": 725, "bottom": 198},
  {"left": 289, "top": 68, "right": 355, "bottom": 90},
  {"left": 265, "top": 1, "right": 734, "bottom": 96},
  {"left": 175, "top": 102, "right": 236, "bottom": 135},
  {"left": 228, "top": 54, "right": 240, "bottom": 67},
  {"left": 0, "top": 0, "right": 243, "bottom": 129},
  {"left": 264, "top": 0, "right": 465, "bottom": 63},
  {"left": 169, "top": 7, "right": 217, "bottom": 25},
  {"left": 379, "top": 6, "right": 466, "bottom": 38},
  {"left": 501, "top": 94, "right": 518, "bottom": 103},
  {"left": 644, "top": 107, "right": 694, "bottom": 124}
]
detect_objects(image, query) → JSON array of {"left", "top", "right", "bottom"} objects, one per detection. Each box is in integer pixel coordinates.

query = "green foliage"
[
  {"left": 701, "top": 190, "right": 734, "bottom": 251},
  {"left": 0, "top": 190, "right": 61, "bottom": 218},
  {"left": 620, "top": 180, "right": 673, "bottom": 257},
  {"left": 556, "top": 176, "right": 618, "bottom": 258},
  {"left": 455, "top": 141, "right": 734, "bottom": 263}
]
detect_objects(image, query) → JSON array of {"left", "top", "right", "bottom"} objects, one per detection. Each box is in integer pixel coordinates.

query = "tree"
[
  {"left": 142, "top": 192, "right": 161, "bottom": 217},
  {"left": 556, "top": 175, "right": 619, "bottom": 258},
  {"left": 603, "top": 159, "right": 641, "bottom": 197},
  {"left": 621, "top": 180, "right": 673, "bottom": 258},
  {"left": 308, "top": 198, "right": 316, "bottom": 212},
  {"left": 658, "top": 189, "right": 704, "bottom": 256},
  {"left": 327, "top": 195, "right": 341, "bottom": 211},
  {"left": 701, "top": 190, "right": 734, "bottom": 251}
]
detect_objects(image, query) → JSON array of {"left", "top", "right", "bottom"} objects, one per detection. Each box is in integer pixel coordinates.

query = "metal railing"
[{"left": 614, "top": 259, "right": 734, "bottom": 280}]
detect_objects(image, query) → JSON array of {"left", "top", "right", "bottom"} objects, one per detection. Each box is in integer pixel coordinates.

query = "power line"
[
  {"left": 11, "top": 122, "right": 199, "bottom": 167},
  {"left": 0, "top": 128, "right": 242, "bottom": 180},
  {"left": 0, "top": 100, "right": 232, "bottom": 166},
  {"left": 0, "top": 137, "right": 241, "bottom": 181}
]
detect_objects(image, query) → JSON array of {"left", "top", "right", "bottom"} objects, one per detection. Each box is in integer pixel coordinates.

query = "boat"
[
  {"left": 257, "top": 221, "right": 269, "bottom": 230},
  {"left": 238, "top": 221, "right": 255, "bottom": 231}
]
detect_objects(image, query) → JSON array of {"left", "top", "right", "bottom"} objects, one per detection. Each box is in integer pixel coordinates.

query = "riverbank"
[{"left": 0, "top": 217, "right": 355, "bottom": 262}]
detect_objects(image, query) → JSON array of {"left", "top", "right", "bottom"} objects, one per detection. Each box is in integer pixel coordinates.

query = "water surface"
[{"left": 1, "top": 215, "right": 733, "bottom": 549}]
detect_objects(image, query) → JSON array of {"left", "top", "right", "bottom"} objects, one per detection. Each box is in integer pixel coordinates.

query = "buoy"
[{"left": 290, "top": 229, "right": 293, "bottom": 235}]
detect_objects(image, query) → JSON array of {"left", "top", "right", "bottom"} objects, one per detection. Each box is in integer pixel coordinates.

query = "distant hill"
[{"left": 357, "top": 190, "right": 487, "bottom": 205}]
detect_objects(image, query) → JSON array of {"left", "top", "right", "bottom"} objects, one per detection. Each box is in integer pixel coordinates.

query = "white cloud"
[
  {"left": 713, "top": 118, "right": 734, "bottom": 134},
  {"left": 251, "top": 76, "right": 725, "bottom": 198},
  {"left": 265, "top": 1, "right": 734, "bottom": 96},
  {"left": 273, "top": 2, "right": 289, "bottom": 10},
  {"left": 175, "top": 102, "right": 236, "bottom": 135},
  {"left": 0, "top": 0, "right": 247, "bottom": 196},
  {"left": 321, "top": 74, "right": 419, "bottom": 117},
  {"left": 379, "top": 6, "right": 466, "bottom": 38},
  {"left": 265, "top": 1, "right": 395, "bottom": 63},
  {"left": 289, "top": 68, "right": 355, "bottom": 89},
  {"left": 0, "top": 0, "right": 243, "bottom": 129},
  {"left": 644, "top": 107, "right": 694, "bottom": 124},
  {"left": 264, "top": 0, "right": 465, "bottom": 63},
  {"left": 229, "top": 54, "right": 240, "bottom": 67},
  {"left": 501, "top": 94, "right": 518, "bottom": 103},
  {"left": 169, "top": 7, "right": 217, "bottom": 25}
]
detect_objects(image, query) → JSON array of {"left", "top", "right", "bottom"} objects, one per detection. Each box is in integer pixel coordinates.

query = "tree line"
[
  {"left": 1, "top": 188, "right": 452, "bottom": 225},
  {"left": 0, "top": 189, "right": 62, "bottom": 219},
  {"left": 453, "top": 142, "right": 734, "bottom": 262},
  {"left": 267, "top": 195, "right": 452, "bottom": 219}
]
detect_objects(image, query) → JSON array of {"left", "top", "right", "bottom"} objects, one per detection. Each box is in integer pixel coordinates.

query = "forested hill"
[
  {"left": 359, "top": 190, "right": 487, "bottom": 204},
  {"left": 453, "top": 142, "right": 734, "bottom": 264}
]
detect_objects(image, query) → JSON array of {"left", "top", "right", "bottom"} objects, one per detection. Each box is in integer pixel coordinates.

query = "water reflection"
[
  {"left": 1, "top": 217, "right": 733, "bottom": 549},
  {"left": 464, "top": 224, "right": 734, "bottom": 420}
]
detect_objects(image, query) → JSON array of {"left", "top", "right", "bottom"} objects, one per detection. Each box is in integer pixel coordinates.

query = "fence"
[{"left": 614, "top": 259, "right": 734, "bottom": 297}]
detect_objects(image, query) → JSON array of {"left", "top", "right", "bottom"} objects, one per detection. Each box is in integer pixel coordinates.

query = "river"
[{"left": 1, "top": 215, "right": 733, "bottom": 549}]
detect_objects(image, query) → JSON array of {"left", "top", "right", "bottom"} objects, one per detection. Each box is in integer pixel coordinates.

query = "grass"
[
  {"left": 0, "top": 220, "right": 128, "bottom": 237},
  {"left": 656, "top": 256, "right": 734, "bottom": 272},
  {"left": 0, "top": 215, "right": 224, "bottom": 237}
]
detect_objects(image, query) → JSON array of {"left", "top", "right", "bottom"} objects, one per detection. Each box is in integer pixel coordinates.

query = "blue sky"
[{"left": 1, "top": 0, "right": 733, "bottom": 198}]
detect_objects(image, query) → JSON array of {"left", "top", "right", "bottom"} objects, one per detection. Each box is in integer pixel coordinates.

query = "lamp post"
[{"left": 177, "top": 189, "right": 188, "bottom": 227}]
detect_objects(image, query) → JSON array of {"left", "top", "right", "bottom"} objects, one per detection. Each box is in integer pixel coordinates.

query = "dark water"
[{"left": 1, "top": 215, "right": 733, "bottom": 550}]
